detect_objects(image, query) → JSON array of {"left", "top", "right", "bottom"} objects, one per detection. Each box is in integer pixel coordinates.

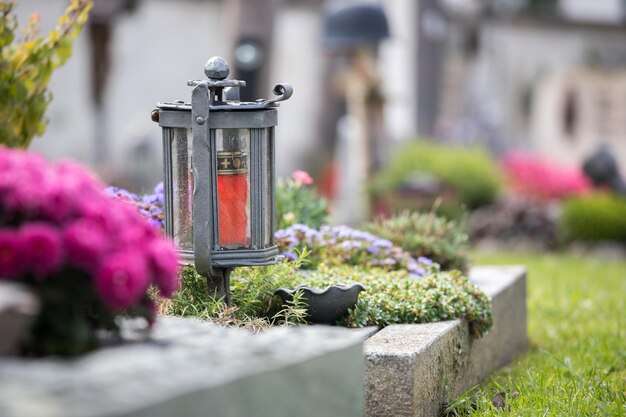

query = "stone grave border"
[{"left": 0, "top": 266, "right": 527, "bottom": 417}]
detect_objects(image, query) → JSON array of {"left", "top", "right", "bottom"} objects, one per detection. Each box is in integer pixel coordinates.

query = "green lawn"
[{"left": 445, "top": 251, "right": 626, "bottom": 416}]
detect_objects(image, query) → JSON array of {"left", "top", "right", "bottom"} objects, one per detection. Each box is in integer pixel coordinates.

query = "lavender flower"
[
  {"left": 275, "top": 224, "right": 437, "bottom": 278},
  {"left": 418, "top": 256, "right": 433, "bottom": 266},
  {"left": 281, "top": 251, "right": 298, "bottom": 261},
  {"left": 106, "top": 182, "right": 165, "bottom": 230}
]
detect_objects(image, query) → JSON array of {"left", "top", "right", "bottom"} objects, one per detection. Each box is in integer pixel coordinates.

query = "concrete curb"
[
  {"left": 0, "top": 320, "right": 364, "bottom": 417},
  {"left": 364, "top": 266, "right": 528, "bottom": 417}
]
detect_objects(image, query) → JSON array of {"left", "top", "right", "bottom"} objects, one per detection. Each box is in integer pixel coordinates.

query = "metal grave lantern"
[{"left": 153, "top": 56, "right": 292, "bottom": 304}]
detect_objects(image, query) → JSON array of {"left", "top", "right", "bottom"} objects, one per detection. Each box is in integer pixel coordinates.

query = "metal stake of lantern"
[{"left": 152, "top": 56, "right": 292, "bottom": 304}]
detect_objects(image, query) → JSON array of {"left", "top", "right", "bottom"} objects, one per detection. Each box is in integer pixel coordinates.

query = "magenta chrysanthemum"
[
  {"left": 145, "top": 239, "right": 179, "bottom": 297},
  {"left": 63, "top": 219, "right": 109, "bottom": 273},
  {"left": 0, "top": 145, "right": 179, "bottom": 305},
  {"left": 1, "top": 144, "right": 181, "bottom": 355},
  {"left": 20, "top": 223, "right": 63, "bottom": 279},
  {"left": 96, "top": 251, "right": 150, "bottom": 310},
  {"left": 0, "top": 230, "right": 24, "bottom": 279}
]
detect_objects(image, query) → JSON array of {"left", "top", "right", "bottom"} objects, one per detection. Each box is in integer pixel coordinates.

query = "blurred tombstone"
[
  {"left": 112, "top": 112, "right": 163, "bottom": 192},
  {"left": 88, "top": 0, "right": 140, "bottom": 166},
  {"left": 582, "top": 145, "right": 626, "bottom": 195},
  {"left": 227, "top": 0, "right": 281, "bottom": 102},
  {"left": 530, "top": 69, "right": 626, "bottom": 175},
  {"left": 321, "top": 1, "right": 390, "bottom": 225}
]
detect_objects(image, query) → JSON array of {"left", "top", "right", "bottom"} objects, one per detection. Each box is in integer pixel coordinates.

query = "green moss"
[
  {"left": 294, "top": 265, "right": 492, "bottom": 337},
  {"left": 560, "top": 193, "right": 626, "bottom": 242}
]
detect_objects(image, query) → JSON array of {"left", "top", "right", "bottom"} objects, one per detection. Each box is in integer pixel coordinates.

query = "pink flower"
[
  {"left": 145, "top": 239, "right": 179, "bottom": 297},
  {"left": 0, "top": 230, "right": 24, "bottom": 279},
  {"left": 96, "top": 251, "right": 149, "bottom": 310},
  {"left": 20, "top": 223, "right": 63, "bottom": 279},
  {"left": 63, "top": 219, "right": 109, "bottom": 273},
  {"left": 292, "top": 170, "right": 313, "bottom": 185},
  {"left": 502, "top": 152, "right": 590, "bottom": 201}
]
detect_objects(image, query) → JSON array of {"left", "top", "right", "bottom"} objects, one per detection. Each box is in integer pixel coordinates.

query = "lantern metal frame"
[{"left": 154, "top": 56, "right": 292, "bottom": 303}]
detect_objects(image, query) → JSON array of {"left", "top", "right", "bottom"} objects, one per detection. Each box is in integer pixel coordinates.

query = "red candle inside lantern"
[{"left": 217, "top": 150, "right": 249, "bottom": 248}]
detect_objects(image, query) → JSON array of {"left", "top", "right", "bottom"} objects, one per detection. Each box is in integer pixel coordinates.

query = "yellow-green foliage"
[
  {"left": 0, "top": 0, "right": 91, "bottom": 148},
  {"left": 371, "top": 140, "right": 502, "bottom": 210},
  {"left": 560, "top": 193, "right": 626, "bottom": 242}
]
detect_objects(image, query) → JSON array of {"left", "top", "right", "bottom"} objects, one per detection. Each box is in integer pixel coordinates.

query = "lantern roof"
[{"left": 157, "top": 56, "right": 292, "bottom": 112}]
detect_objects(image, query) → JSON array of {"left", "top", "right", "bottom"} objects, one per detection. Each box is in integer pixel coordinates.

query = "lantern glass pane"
[
  {"left": 216, "top": 128, "right": 251, "bottom": 249},
  {"left": 263, "top": 128, "right": 273, "bottom": 247},
  {"left": 171, "top": 128, "right": 194, "bottom": 251}
]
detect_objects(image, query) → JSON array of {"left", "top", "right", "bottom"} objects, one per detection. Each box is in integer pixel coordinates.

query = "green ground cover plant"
[
  {"left": 364, "top": 210, "right": 469, "bottom": 272},
  {"left": 444, "top": 251, "right": 626, "bottom": 416},
  {"left": 161, "top": 253, "right": 493, "bottom": 337}
]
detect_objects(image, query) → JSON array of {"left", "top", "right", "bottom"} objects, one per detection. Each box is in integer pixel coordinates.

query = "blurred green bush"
[
  {"left": 560, "top": 193, "right": 626, "bottom": 243},
  {"left": 370, "top": 140, "right": 502, "bottom": 217},
  {"left": 275, "top": 174, "right": 329, "bottom": 230},
  {"left": 364, "top": 210, "right": 469, "bottom": 272}
]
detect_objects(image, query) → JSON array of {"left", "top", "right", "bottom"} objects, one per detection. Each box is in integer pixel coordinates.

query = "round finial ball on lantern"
[{"left": 205, "top": 56, "right": 230, "bottom": 80}]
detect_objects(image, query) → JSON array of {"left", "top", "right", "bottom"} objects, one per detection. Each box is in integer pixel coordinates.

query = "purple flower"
[
  {"left": 0, "top": 230, "right": 24, "bottom": 279},
  {"left": 372, "top": 238, "right": 393, "bottom": 248},
  {"left": 367, "top": 246, "right": 380, "bottom": 254},
  {"left": 274, "top": 229, "right": 290, "bottom": 239},
  {"left": 154, "top": 182, "right": 164, "bottom": 205},
  {"left": 281, "top": 251, "right": 297, "bottom": 261},
  {"left": 106, "top": 184, "right": 165, "bottom": 230},
  {"left": 340, "top": 240, "right": 363, "bottom": 250},
  {"left": 96, "top": 251, "right": 150, "bottom": 310},
  {"left": 20, "top": 223, "right": 63, "bottom": 279},
  {"left": 154, "top": 182, "right": 164, "bottom": 195},
  {"left": 414, "top": 266, "right": 427, "bottom": 276},
  {"left": 105, "top": 186, "right": 138, "bottom": 201},
  {"left": 418, "top": 256, "right": 433, "bottom": 266}
]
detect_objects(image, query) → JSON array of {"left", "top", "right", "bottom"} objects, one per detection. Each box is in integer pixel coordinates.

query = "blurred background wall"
[{"left": 12, "top": 0, "right": 626, "bottom": 192}]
